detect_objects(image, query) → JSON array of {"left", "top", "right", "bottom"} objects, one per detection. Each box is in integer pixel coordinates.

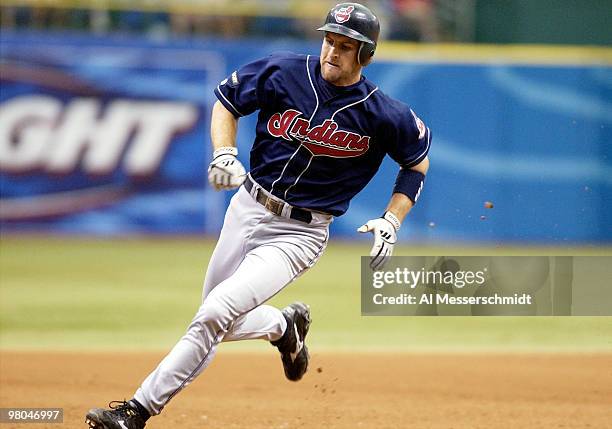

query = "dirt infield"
[{"left": 1, "top": 351, "right": 611, "bottom": 428}]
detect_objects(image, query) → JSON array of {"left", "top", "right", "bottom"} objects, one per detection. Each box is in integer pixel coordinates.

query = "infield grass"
[{"left": 1, "top": 237, "right": 611, "bottom": 352}]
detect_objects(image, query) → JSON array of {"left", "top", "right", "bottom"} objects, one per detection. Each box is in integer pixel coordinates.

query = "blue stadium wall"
[{"left": 1, "top": 32, "right": 610, "bottom": 244}]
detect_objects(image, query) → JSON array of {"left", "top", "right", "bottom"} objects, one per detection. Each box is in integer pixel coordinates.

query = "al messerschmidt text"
[{"left": 373, "top": 293, "right": 533, "bottom": 305}]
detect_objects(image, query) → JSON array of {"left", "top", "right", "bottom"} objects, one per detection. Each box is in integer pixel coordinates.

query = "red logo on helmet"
[
  {"left": 333, "top": 5, "right": 354, "bottom": 24},
  {"left": 267, "top": 109, "right": 370, "bottom": 158}
]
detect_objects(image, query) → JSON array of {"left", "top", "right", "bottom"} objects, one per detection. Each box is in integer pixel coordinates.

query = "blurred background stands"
[{"left": 0, "top": 0, "right": 482, "bottom": 43}]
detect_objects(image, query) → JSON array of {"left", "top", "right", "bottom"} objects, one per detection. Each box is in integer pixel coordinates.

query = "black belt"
[{"left": 244, "top": 176, "right": 312, "bottom": 224}]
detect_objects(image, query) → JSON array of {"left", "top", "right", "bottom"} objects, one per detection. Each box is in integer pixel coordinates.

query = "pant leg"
[
  {"left": 133, "top": 205, "right": 329, "bottom": 415},
  {"left": 201, "top": 186, "right": 261, "bottom": 301},
  {"left": 223, "top": 213, "right": 331, "bottom": 342},
  {"left": 223, "top": 304, "right": 285, "bottom": 342}
]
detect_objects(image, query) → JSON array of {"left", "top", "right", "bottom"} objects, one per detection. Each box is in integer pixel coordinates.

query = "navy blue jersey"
[{"left": 214, "top": 52, "right": 430, "bottom": 216}]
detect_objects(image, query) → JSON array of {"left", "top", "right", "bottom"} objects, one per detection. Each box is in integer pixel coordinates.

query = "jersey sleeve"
[
  {"left": 385, "top": 106, "right": 431, "bottom": 168},
  {"left": 214, "top": 55, "right": 278, "bottom": 118}
]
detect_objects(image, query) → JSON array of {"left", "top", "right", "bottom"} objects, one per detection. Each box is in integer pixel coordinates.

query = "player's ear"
[
  {"left": 357, "top": 43, "right": 374, "bottom": 66},
  {"left": 360, "top": 55, "right": 373, "bottom": 66}
]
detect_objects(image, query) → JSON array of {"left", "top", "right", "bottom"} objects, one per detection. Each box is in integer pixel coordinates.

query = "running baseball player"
[{"left": 85, "top": 3, "right": 430, "bottom": 428}]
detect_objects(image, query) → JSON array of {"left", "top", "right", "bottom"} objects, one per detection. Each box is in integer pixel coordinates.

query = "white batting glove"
[
  {"left": 358, "top": 211, "right": 400, "bottom": 270},
  {"left": 207, "top": 147, "right": 246, "bottom": 191}
]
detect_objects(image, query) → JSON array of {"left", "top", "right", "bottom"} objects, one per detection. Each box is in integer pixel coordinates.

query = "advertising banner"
[{"left": 1, "top": 33, "right": 610, "bottom": 242}]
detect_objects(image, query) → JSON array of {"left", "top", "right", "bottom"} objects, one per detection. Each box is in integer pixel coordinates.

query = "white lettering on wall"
[{"left": 0, "top": 95, "right": 198, "bottom": 176}]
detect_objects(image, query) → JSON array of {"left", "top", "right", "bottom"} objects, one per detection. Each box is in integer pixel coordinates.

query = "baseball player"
[{"left": 85, "top": 3, "right": 430, "bottom": 428}]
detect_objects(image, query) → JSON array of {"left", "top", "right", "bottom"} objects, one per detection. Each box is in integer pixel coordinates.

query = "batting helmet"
[{"left": 317, "top": 3, "right": 380, "bottom": 66}]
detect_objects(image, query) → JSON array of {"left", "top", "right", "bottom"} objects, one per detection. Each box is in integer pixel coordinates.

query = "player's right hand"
[
  {"left": 358, "top": 211, "right": 400, "bottom": 270},
  {"left": 207, "top": 147, "right": 246, "bottom": 191}
]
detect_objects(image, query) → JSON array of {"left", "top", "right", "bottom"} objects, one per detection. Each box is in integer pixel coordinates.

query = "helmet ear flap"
[{"left": 358, "top": 42, "right": 376, "bottom": 66}]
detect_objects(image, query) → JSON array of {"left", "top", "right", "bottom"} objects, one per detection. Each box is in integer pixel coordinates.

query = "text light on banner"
[{"left": 0, "top": 96, "right": 198, "bottom": 176}]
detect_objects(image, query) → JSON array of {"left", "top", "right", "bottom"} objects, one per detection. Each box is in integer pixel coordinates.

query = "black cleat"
[
  {"left": 271, "top": 302, "right": 311, "bottom": 381},
  {"left": 85, "top": 400, "right": 146, "bottom": 429}
]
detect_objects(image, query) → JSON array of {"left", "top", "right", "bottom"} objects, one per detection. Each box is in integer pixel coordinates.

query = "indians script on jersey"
[{"left": 267, "top": 109, "right": 370, "bottom": 157}]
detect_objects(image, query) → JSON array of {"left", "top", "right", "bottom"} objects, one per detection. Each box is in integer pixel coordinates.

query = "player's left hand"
[
  {"left": 208, "top": 147, "right": 246, "bottom": 191},
  {"left": 358, "top": 211, "right": 400, "bottom": 270}
]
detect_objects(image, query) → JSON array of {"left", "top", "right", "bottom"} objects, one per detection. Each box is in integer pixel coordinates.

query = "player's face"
[{"left": 320, "top": 32, "right": 362, "bottom": 86}]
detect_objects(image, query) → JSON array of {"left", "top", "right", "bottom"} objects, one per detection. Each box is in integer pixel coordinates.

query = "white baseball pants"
[{"left": 133, "top": 182, "right": 331, "bottom": 414}]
